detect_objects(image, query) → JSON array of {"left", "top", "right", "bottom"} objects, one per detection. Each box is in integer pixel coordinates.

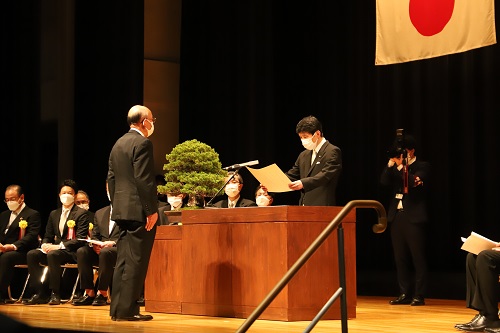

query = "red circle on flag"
[{"left": 409, "top": 0, "right": 455, "bottom": 36}]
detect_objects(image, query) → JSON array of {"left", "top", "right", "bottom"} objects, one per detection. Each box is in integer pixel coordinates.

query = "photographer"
[{"left": 380, "top": 131, "right": 430, "bottom": 306}]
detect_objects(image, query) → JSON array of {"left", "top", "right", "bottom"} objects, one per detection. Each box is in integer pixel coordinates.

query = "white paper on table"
[{"left": 246, "top": 163, "right": 292, "bottom": 193}]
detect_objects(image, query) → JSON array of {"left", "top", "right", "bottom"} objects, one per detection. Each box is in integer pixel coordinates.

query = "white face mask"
[
  {"left": 167, "top": 196, "right": 183, "bottom": 208},
  {"left": 143, "top": 119, "right": 155, "bottom": 137},
  {"left": 77, "top": 203, "right": 89, "bottom": 211},
  {"left": 225, "top": 184, "right": 240, "bottom": 197},
  {"left": 256, "top": 196, "right": 270, "bottom": 207},
  {"left": 60, "top": 193, "right": 75, "bottom": 206},
  {"left": 301, "top": 134, "right": 317, "bottom": 150},
  {"left": 6, "top": 200, "right": 21, "bottom": 212}
]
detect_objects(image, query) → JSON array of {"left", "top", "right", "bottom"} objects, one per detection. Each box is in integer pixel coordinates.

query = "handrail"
[{"left": 235, "top": 200, "right": 387, "bottom": 333}]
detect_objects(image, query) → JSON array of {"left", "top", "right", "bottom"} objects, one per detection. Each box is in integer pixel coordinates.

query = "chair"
[
  {"left": 7, "top": 264, "right": 30, "bottom": 303},
  {"left": 39, "top": 263, "right": 80, "bottom": 303}
]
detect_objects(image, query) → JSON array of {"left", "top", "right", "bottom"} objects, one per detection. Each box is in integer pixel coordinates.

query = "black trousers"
[
  {"left": 110, "top": 220, "right": 156, "bottom": 318},
  {"left": 390, "top": 210, "right": 428, "bottom": 297},
  {"left": 26, "top": 248, "right": 77, "bottom": 295},
  {"left": 76, "top": 245, "right": 117, "bottom": 291},
  {"left": 0, "top": 251, "right": 28, "bottom": 296},
  {"left": 466, "top": 250, "right": 500, "bottom": 319}
]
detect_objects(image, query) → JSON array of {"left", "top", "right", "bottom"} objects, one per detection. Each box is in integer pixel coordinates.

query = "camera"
[{"left": 387, "top": 128, "right": 406, "bottom": 158}]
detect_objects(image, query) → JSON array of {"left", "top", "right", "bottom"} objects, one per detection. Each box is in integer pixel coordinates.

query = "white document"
[
  {"left": 78, "top": 238, "right": 106, "bottom": 247},
  {"left": 246, "top": 163, "right": 293, "bottom": 193},
  {"left": 460, "top": 231, "right": 498, "bottom": 255}
]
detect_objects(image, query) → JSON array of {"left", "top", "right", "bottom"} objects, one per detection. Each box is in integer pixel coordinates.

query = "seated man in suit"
[
  {"left": 23, "top": 179, "right": 90, "bottom": 305},
  {"left": 454, "top": 249, "right": 500, "bottom": 332},
  {"left": 214, "top": 172, "right": 257, "bottom": 208},
  {"left": 0, "top": 185, "right": 41, "bottom": 303},
  {"left": 73, "top": 184, "right": 119, "bottom": 306}
]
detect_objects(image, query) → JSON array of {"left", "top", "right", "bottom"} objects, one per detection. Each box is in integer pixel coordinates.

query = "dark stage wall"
[{"left": 1, "top": 1, "right": 499, "bottom": 299}]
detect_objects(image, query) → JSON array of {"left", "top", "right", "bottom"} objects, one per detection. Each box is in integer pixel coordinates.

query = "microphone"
[{"left": 222, "top": 160, "right": 259, "bottom": 171}]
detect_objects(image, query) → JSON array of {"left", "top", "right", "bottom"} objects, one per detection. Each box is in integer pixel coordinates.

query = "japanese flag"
[{"left": 375, "top": 0, "right": 497, "bottom": 65}]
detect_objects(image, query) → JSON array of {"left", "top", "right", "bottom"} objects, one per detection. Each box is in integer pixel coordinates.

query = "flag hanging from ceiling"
[{"left": 375, "top": 0, "right": 497, "bottom": 65}]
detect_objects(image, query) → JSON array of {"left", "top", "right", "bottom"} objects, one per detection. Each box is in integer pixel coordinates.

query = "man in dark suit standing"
[
  {"left": 380, "top": 134, "right": 430, "bottom": 306},
  {"left": 285, "top": 115, "right": 342, "bottom": 206},
  {"left": 107, "top": 105, "right": 158, "bottom": 321},
  {"left": 214, "top": 172, "right": 257, "bottom": 208},
  {"left": 23, "top": 179, "right": 90, "bottom": 305},
  {"left": 0, "top": 185, "right": 41, "bottom": 303},
  {"left": 72, "top": 184, "right": 119, "bottom": 306}
]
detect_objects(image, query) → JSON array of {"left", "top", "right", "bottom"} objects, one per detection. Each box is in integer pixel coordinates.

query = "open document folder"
[
  {"left": 461, "top": 232, "right": 498, "bottom": 255},
  {"left": 246, "top": 163, "right": 293, "bottom": 193}
]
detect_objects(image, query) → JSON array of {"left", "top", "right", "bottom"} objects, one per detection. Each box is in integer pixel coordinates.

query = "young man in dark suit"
[
  {"left": 23, "top": 179, "right": 90, "bottom": 305},
  {"left": 286, "top": 115, "right": 342, "bottom": 206},
  {"left": 107, "top": 105, "right": 158, "bottom": 321},
  {"left": 0, "top": 185, "right": 41, "bottom": 303}
]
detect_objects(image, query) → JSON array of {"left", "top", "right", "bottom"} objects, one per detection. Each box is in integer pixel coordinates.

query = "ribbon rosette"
[
  {"left": 67, "top": 220, "right": 76, "bottom": 240},
  {"left": 18, "top": 218, "right": 28, "bottom": 239},
  {"left": 88, "top": 222, "right": 93, "bottom": 238}
]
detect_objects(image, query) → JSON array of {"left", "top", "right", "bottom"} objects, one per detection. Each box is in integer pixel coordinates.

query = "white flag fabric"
[{"left": 375, "top": 0, "right": 497, "bottom": 65}]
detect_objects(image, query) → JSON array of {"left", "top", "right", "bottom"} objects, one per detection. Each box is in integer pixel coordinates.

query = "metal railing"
[{"left": 235, "top": 200, "right": 387, "bottom": 333}]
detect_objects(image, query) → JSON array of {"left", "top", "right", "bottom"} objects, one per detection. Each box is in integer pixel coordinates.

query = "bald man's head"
[{"left": 127, "top": 105, "right": 151, "bottom": 125}]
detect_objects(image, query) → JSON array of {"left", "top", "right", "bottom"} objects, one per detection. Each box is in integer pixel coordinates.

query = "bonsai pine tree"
[{"left": 158, "top": 139, "right": 226, "bottom": 207}]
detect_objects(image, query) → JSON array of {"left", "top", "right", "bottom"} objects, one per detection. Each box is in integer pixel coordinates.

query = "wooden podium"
[{"left": 145, "top": 206, "right": 356, "bottom": 321}]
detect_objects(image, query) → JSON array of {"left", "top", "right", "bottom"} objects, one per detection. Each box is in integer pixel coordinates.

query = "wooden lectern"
[{"left": 145, "top": 205, "right": 356, "bottom": 321}]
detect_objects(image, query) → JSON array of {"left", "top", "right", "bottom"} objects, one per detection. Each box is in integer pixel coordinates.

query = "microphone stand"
[{"left": 205, "top": 168, "right": 240, "bottom": 207}]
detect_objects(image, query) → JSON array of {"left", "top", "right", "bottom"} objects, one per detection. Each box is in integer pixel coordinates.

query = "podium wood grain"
[{"left": 145, "top": 206, "right": 356, "bottom": 321}]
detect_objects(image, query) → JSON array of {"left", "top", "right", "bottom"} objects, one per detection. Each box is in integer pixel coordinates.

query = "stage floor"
[{"left": 0, "top": 296, "right": 475, "bottom": 333}]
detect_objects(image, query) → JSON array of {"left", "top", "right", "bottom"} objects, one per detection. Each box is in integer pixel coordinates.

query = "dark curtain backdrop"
[
  {"left": 1, "top": 1, "right": 499, "bottom": 299},
  {"left": 178, "top": 1, "right": 500, "bottom": 298}
]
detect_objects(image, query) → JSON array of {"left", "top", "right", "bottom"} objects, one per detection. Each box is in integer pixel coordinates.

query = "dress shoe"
[
  {"left": 455, "top": 314, "right": 481, "bottom": 329},
  {"left": 485, "top": 327, "right": 500, "bottom": 333},
  {"left": 48, "top": 292, "right": 61, "bottom": 305},
  {"left": 113, "top": 314, "right": 153, "bottom": 321},
  {"left": 72, "top": 294, "right": 95, "bottom": 306},
  {"left": 456, "top": 315, "right": 500, "bottom": 332},
  {"left": 410, "top": 296, "right": 425, "bottom": 306},
  {"left": 389, "top": 294, "right": 412, "bottom": 305},
  {"left": 22, "top": 294, "right": 49, "bottom": 305},
  {"left": 92, "top": 294, "right": 108, "bottom": 306}
]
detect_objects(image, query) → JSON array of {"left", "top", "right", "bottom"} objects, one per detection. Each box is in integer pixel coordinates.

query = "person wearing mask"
[
  {"left": 75, "top": 190, "right": 95, "bottom": 226},
  {"left": 380, "top": 134, "right": 430, "bottom": 307},
  {"left": 23, "top": 179, "right": 90, "bottom": 305},
  {"left": 72, "top": 183, "right": 119, "bottom": 306},
  {"left": 213, "top": 172, "right": 257, "bottom": 208},
  {"left": 261, "top": 115, "right": 342, "bottom": 206},
  {"left": 0, "top": 185, "right": 41, "bottom": 303},
  {"left": 158, "top": 193, "right": 186, "bottom": 225},
  {"left": 107, "top": 105, "right": 158, "bottom": 321},
  {"left": 255, "top": 185, "right": 274, "bottom": 207}
]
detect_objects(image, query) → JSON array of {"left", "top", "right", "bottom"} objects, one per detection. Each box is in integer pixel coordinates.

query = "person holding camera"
[{"left": 380, "top": 133, "right": 430, "bottom": 306}]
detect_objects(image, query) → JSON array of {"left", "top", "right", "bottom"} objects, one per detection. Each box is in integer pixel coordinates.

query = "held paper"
[
  {"left": 246, "top": 163, "right": 292, "bottom": 192},
  {"left": 460, "top": 231, "right": 498, "bottom": 255},
  {"left": 78, "top": 238, "right": 106, "bottom": 247}
]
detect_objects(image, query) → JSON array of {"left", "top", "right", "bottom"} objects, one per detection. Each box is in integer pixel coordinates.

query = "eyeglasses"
[
  {"left": 4, "top": 197, "right": 19, "bottom": 203},
  {"left": 144, "top": 117, "right": 156, "bottom": 124}
]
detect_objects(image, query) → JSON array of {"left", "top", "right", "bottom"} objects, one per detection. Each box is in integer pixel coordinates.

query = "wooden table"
[{"left": 145, "top": 205, "right": 356, "bottom": 321}]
